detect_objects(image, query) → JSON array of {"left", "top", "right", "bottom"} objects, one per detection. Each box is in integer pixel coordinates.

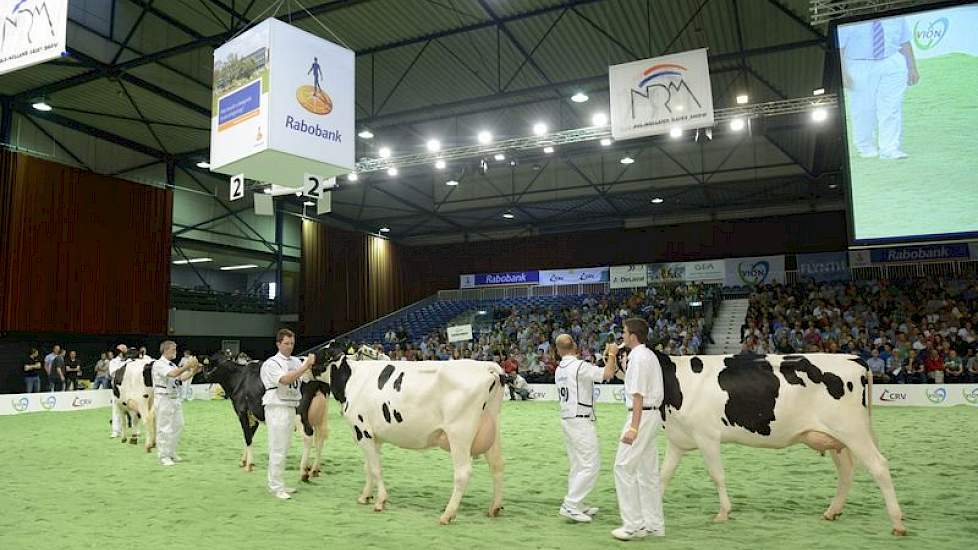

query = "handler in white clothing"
[
  {"left": 839, "top": 16, "right": 919, "bottom": 159},
  {"left": 554, "top": 334, "right": 618, "bottom": 523},
  {"left": 107, "top": 345, "right": 128, "bottom": 438},
  {"left": 612, "top": 318, "right": 665, "bottom": 541},
  {"left": 261, "top": 328, "right": 314, "bottom": 500},
  {"left": 152, "top": 341, "right": 199, "bottom": 466}
]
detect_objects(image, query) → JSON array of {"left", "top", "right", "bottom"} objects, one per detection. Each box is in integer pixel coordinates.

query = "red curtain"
[{"left": 0, "top": 151, "right": 172, "bottom": 334}]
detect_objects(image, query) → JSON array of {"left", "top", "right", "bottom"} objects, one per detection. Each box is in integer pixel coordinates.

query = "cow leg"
[
  {"left": 360, "top": 440, "right": 387, "bottom": 511},
  {"left": 660, "top": 442, "right": 687, "bottom": 495},
  {"left": 698, "top": 439, "right": 732, "bottom": 522},
  {"left": 845, "top": 438, "right": 907, "bottom": 535},
  {"left": 300, "top": 430, "right": 313, "bottom": 482},
  {"left": 824, "top": 448, "right": 855, "bottom": 521},
  {"left": 440, "top": 432, "right": 476, "bottom": 525},
  {"left": 311, "top": 421, "right": 328, "bottom": 477},
  {"left": 144, "top": 402, "right": 157, "bottom": 452},
  {"left": 239, "top": 413, "right": 258, "bottom": 471},
  {"left": 485, "top": 425, "right": 504, "bottom": 518},
  {"left": 357, "top": 461, "right": 374, "bottom": 504}
]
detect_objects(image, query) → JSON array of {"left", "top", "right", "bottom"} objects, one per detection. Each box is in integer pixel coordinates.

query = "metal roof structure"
[{"left": 0, "top": 0, "right": 872, "bottom": 246}]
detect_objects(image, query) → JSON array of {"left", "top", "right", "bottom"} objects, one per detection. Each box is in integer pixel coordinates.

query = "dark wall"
[{"left": 401, "top": 211, "right": 848, "bottom": 302}]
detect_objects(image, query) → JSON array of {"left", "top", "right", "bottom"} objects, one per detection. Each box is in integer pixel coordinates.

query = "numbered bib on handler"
[{"left": 277, "top": 380, "right": 301, "bottom": 402}]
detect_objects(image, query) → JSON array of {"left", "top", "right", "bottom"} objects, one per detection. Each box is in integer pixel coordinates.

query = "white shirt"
[
  {"left": 151, "top": 358, "right": 181, "bottom": 399},
  {"left": 108, "top": 356, "right": 127, "bottom": 376},
  {"left": 260, "top": 353, "right": 302, "bottom": 407},
  {"left": 554, "top": 355, "right": 604, "bottom": 420},
  {"left": 623, "top": 344, "right": 664, "bottom": 411},
  {"left": 838, "top": 18, "right": 910, "bottom": 60}
]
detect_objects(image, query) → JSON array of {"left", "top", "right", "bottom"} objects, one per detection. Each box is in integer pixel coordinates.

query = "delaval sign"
[
  {"left": 869, "top": 243, "right": 970, "bottom": 264},
  {"left": 797, "top": 252, "right": 849, "bottom": 282},
  {"left": 538, "top": 267, "right": 609, "bottom": 286},
  {"left": 610, "top": 264, "right": 648, "bottom": 289},
  {"left": 474, "top": 271, "right": 539, "bottom": 286}
]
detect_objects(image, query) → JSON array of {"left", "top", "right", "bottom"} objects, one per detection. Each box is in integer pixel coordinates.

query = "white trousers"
[
  {"left": 265, "top": 405, "right": 295, "bottom": 493},
  {"left": 614, "top": 411, "right": 664, "bottom": 532},
  {"left": 561, "top": 418, "right": 600, "bottom": 511},
  {"left": 155, "top": 396, "right": 184, "bottom": 460},
  {"left": 847, "top": 55, "right": 908, "bottom": 155},
  {"left": 110, "top": 396, "right": 121, "bottom": 435}
]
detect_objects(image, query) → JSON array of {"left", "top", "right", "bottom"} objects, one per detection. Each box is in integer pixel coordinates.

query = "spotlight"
[
  {"left": 543, "top": 146, "right": 554, "bottom": 154},
  {"left": 303, "top": 201, "right": 315, "bottom": 207},
  {"left": 829, "top": 184, "right": 839, "bottom": 189},
  {"left": 358, "top": 129, "right": 374, "bottom": 139},
  {"left": 477, "top": 131, "right": 493, "bottom": 144},
  {"left": 502, "top": 211, "right": 515, "bottom": 219},
  {"left": 736, "top": 94, "right": 749, "bottom": 105},
  {"left": 571, "top": 92, "right": 589, "bottom": 103},
  {"left": 591, "top": 113, "right": 608, "bottom": 126},
  {"left": 532, "top": 122, "right": 548, "bottom": 136},
  {"left": 811, "top": 107, "right": 828, "bottom": 122},
  {"left": 387, "top": 167, "right": 398, "bottom": 176},
  {"left": 31, "top": 100, "right": 52, "bottom": 111},
  {"left": 426, "top": 139, "right": 441, "bottom": 152},
  {"left": 813, "top": 88, "right": 825, "bottom": 96},
  {"left": 651, "top": 197, "right": 664, "bottom": 204},
  {"left": 263, "top": 188, "right": 272, "bottom": 194},
  {"left": 669, "top": 127, "right": 683, "bottom": 138},
  {"left": 730, "top": 118, "right": 746, "bottom": 132},
  {"left": 600, "top": 138, "right": 612, "bottom": 147},
  {"left": 435, "top": 159, "right": 446, "bottom": 170},
  {"left": 379, "top": 227, "right": 391, "bottom": 233},
  {"left": 446, "top": 180, "right": 459, "bottom": 186},
  {"left": 347, "top": 173, "right": 359, "bottom": 182},
  {"left": 619, "top": 156, "right": 635, "bottom": 165},
  {"left": 196, "top": 161, "right": 210, "bottom": 169},
  {"left": 494, "top": 153, "right": 505, "bottom": 161},
  {"left": 378, "top": 146, "right": 392, "bottom": 158}
]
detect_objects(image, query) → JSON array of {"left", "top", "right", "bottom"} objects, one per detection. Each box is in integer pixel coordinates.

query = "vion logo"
[
  {"left": 963, "top": 387, "right": 978, "bottom": 405},
  {"left": 737, "top": 261, "right": 771, "bottom": 285},
  {"left": 926, "top": 387, "right": 948, "bottom": 404},
  {"left": 629, "top": 63, "right": 703, "bottom": 120},
  {"left": 913, "top": 17, "right": 949, "bottom": 50}
]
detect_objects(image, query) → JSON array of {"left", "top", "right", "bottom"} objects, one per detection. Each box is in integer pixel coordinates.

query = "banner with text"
[
  {"left": 0, "top": 0, "right": 68, "bottom": 76},
  {"left": 610, "top": 264, "right": 648, "bottom": 289},
  {"left": 797, "top": 252, "right": 850, "bottom": 282},
  {"left": 538, "top": 267, "right": 610, "bottom": 286},
  {"left": 646, "top": 262, "right": 686, "bottom": 282},
  {"left": 724, "top": 255, "right": 786, "bottom": 286},
  {"left": 447, "top": 324, "right": 474, "bottom": 343},
  {"left": 474, "top": 271, "right": 539, "bottom": 286},
  {"left": 869, "top": 243, "right": 970, "bottom": 264},
  {"left": 683, "top": 260, "right": 725, "bottom": 281},
  {"left": 610, "top": 48, "right": 715, "bottom": 140},
  {"left": 1, "top": 385, "right": 229, "bottom": 415}
]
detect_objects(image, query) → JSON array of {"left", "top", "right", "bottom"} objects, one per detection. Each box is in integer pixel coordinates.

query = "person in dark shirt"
[
  {"left": 49, "top": 350, "right": 66, "bottom": 392},
  {"left": 64, "top": 350, "right": 82, "bottom": 391},
  {"left": 24, "top": 349, "right": 42, "bottom": 393}
]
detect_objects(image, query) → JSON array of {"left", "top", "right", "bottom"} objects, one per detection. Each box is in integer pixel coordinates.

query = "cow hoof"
[
  {"left": 892, "top": 527, "right": 907, "bottom": 537},
  {"left": 373, "top": 501, "right": 386, "bottom": 512},
  {"left": 358, "top": 496, "right": 372, "bottom": 505},
  {"left": 239, "top": 460, "right": 247, "bottom": 467},
  {"left": 121, "top": 438, "right": 128, "bottom": 444},
  {"left": 245, "top": 464, "right": 255, "bottom": 472},
  {"left": 488, "top": 505, "right": 503, "bottom": 518},
  {"left": 713, "top": 512, "right": 729, "bottom": 523},
  {"left": 311, "top": 469, "right": 321, "bottom": 478},
  {"left": 823, "top": 511, "right": 842, "bottom": 521},
  {"left": 129, "top": 438, "right": 138, "bottom": 445},
  {"left": 301, "top": 474, "right": 310, "bottom": 482},
  {"left": 439, "top": 514, "right": 455, "bottom": 525}
]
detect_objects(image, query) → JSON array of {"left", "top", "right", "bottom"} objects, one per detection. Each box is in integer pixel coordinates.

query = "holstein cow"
[
  {"left": 202, "top": 352, "right": 332, "bottom": 481},
  {"left": 322, "top": 357, "right": 505, "bottom": 524},
  {"left": 654, "top": 352, "right": 906, "bottom": 535},
  {"left": 112, "top": 356, "right": 157, "bottom": 452}
]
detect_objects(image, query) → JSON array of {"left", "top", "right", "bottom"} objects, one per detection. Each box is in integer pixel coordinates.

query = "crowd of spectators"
[
  {"left": 741, "top": 278, "right": 978, "bottom": 383},
  {"left": 365, "top": 284, "right": 718, "bottom": 384}
]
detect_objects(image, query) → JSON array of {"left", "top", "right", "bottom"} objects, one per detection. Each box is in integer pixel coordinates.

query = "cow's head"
[
  {"left": 328, "top": 356, "right": 352, "bottom": 404},
  {"left": 201, "top": 353, "right": 233, "bottom": 382}
]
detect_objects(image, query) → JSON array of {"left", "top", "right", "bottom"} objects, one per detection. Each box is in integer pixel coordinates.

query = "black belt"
[{"left": 642, "top": 406, "right": 655, "bottom": 410}]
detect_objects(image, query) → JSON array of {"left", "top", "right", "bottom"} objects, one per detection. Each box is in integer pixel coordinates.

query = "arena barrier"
[
  {"left": 1, "top": 384, "right": 224, "bottom": 416},
  {"left": 524, "top": 384, "right": 978, "bottom": 408}
]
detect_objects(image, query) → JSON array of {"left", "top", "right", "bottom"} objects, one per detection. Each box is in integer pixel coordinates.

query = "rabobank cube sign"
[{"left": 210, "top": 18, "right": 354, "bottom": 189}]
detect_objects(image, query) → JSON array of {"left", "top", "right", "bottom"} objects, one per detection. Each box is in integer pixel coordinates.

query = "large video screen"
[{"left": 836, "top": 2, "right": 978, "bottom": 243}]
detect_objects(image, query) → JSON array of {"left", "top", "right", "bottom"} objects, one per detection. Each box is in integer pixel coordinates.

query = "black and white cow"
[
  {"left": 112, "top": 356, "right": 156, "bottom": 452},
  {"left": 202, "top": 352, "right": 332, "bottom": 480},
  {"left": 323, "top": 357, "right": 505, "bottom": 524},
  {"left": 654, "top": 352, "right": 906, "bottom": 535}
]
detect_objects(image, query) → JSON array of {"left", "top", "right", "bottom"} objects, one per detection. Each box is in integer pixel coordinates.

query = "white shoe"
[
  {"left": 172, "top": 455, "right": 183, "bottom": 463},
  {"left": 284, "top": 486, "right": 297, "bottom": 494},
  {"left": 858, "top": 149, "right": 879, "bottom": 158},
  {"left": 582, "top": 506, "right": 599, "bottom": 516},
  {"left": 110, "top": 433, "right": 120, "bottom": 439},
  {"left": 647, "top": 529, "right": 665, "bottom": 537},
  {"left": 273, "top": 491, "right": 291, "bottom": 500},
  {"left": 160, "top": 457, "right": 176, "bottom": 467},
  {"left": 879, "top": 150, "right": 908, "bottom": 160},
  {"left": 559, "top": 505, "right": 592, "bottom": 523},
  {"left": 611, "top": 527, "right": 649, "bottom": 541}
]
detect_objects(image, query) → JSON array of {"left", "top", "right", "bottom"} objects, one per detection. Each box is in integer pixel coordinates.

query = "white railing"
[{"left": 786, "top": 259, "right": 978, "bottom": 285}]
